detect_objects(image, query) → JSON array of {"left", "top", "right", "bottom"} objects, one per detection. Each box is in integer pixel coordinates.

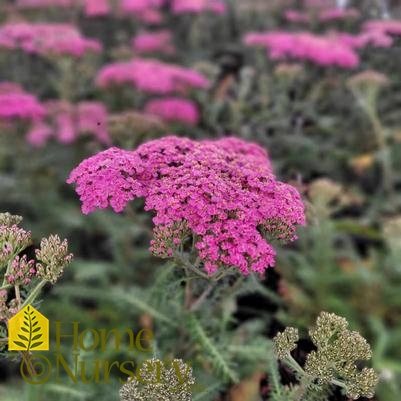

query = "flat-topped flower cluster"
[{"left": 67, "top": 136, "right": 305, "bottom": 275}]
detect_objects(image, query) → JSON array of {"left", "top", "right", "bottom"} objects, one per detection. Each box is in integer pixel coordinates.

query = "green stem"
[
  {"left": 367, "top": 107, "right": 394, "bottom": 198},
  {"left": 15, "top": 285, "right": 21, "bottom": 309},
  {"left": 292, "top": 375, "right": 314, "bottom": 401},
  {"left": 285, "top": 354, "right": 305, "bottom": 376},
  {"left": 21, "top": 280, "right": 47, "bottom": 309}
]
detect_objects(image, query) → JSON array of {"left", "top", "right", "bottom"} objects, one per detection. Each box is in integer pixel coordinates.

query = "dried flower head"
[
  {"left": 35, "top": 235, "right": 73, "bottom": 284},
  {"left": 119, "top": 358, "right": 194, "bottom": 401}
]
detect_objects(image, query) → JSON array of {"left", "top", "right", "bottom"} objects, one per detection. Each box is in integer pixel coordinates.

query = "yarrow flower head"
[
  {"left": 0, "top": 22, "right": 102, "bottom": 58},
  {"left": 67, "top": 136, "right": 305, "bottom": 276},
  {"left": 0, "top": 83, "right": 46, "bottom": 122},
  {"left": 274, "top": 312, "right": 379, "bottom": 400},
  {"left": 16, "top": 0, "right": 75, "bottom": 8},
  {"left": 363, "top": 19, "right": 401, "bottom": 36},
  {"left": 0, "top": 221, "right": 32, "bottom": 266},
  {"left": 96, "top": 58, "right": 209, "bottom": 94},
  {"left": 144, "top": 98, "right": 200, "bottom": 126},
  {"left": 5, "top": 255, "right": 36, "bottom": 286},
  {"left": 171, "top": 0, "right": 226, "bottom": 15},
  {"left": 304, "top": 312, "right": 379, "bottom": 399},
  {"left": 26, "top": 100, "right": 111, "bottom": 147},
  {"left": 35, "top": 235, "right": 73, "bottom": 284},
  {"left": 119, "top": 0, "right": 165, "bottom": 23},
  {"left": 119, "top": 358, "right": 194, "bottom": 401},
  {"left": 244, "top": 30, "right": 360, "bottom": 68},
  {"left": 132, "top": 30, "right": 176, "bottom": 55}
]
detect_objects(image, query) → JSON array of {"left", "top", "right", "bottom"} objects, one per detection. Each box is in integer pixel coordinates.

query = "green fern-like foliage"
[{"left": 187, "top": 313, "right": 239, "bottom": 383}]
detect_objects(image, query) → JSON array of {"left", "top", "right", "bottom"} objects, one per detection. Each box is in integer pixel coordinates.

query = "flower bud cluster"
[
  {"left": 35, "top": 235, "right": 73, "bottom": 284},
  {"left": 274, "top": 312, "right": 379, "bottom": 400},
  {"left": 119, "top": 358, "right": 194, "bottom": 401}
]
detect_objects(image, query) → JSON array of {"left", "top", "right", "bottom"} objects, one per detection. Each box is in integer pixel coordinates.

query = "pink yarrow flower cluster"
[
  {"left": 363, "top": 20, "right": 401, "bottom": 36},
  {"left": 244, "top": 31, "right": 359, "bottom": 68},
  {"left": 16, "top": 0, "right": 110, "bottom": 16},
  {"left": 83, "top": 0, "right": 110, "bottom": 16},
  {"left": 0, "top": 82, "right": 45, "bottom": 122},
  {"left": 284, "top": 8, "right": 359, "bottom": 23},
  {"left": 16, "top": 0, "right": 75, "bottom": 8},
  {"left": 0, "top": 22, "right": 102, "bottom": 57},
  {"left": 27, "top": 101, "right": 111, "bottom": 147},
  {"left": 319, "top": 8, "right": 360, "bottom": 22},
  {"left": 132, "top": 30, "right": 175, "bottom": 55},
  {"left": 96, "top": 58, "right": 209, "bottom": 94},
  {"left": 144, "top": 98, "right": 200, "bottom": 125},
  {"left": 120, "top": 0, "right": 165, "bottom": 23},
  {"left": 171, "top": 0, "right": 226, "bottom": 15},
  {"left": 67, "top": 136, "right": 305, "bottom": 276}
]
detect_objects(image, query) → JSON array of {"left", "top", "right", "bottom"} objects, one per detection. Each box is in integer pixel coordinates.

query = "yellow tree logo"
[{"left": 8, "top": 305, "right": 49, "bottom": 351}]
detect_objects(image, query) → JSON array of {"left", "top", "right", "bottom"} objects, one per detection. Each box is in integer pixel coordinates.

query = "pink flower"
[
  {"left": 67, "top": 136, "right": 305, "bottom": 276},
  {"left": 318, "top": 8, "right": 360, "bottom": 22},
  {"left": 77, "top": 102, "right": 111, "bottom": 144},
  {"left": 120, "top": 0, "right": 165, "bottom": 12},
  {"left": 363, "top": 20, "right": 401, "bottom": 36},
  {"left": 83, "top": 0, "right": 110, "bottom": 16},
  {"left": 285, "top": 10, "right": 310, "bottom": 24},
  {"left": 96, "top": 58, "right": 209, "bottom": 94},
  {"left": 132, "top": 30, "right": 175, "bottom": 55},
  {"left": 0, "top": 22, "right": 102, "bottom": 58},
  {"left": 0, "top": 88, "right": 46, "bottom": 121},
  {"left": 244, "top": 31, "right": 359, "bottom": 68},
  {"left": 144, "top": 97, "right": 200, "bottom": 125},
  {"left": 334, "top": 31, "right": 393, "bottom": 49},
  {"left": 171, "top": 0, "right": 226, "bottom": 15},
  {"left": 27, "top": 100, "right": 111, "bottom": 147},
  {"left": 26, "top": 121, "right": 53, "bottom": 147},
  {"left": 304, "top": 0, "right": 335, "bottom": 8},
  {"left": 119, "top": 0, "right": 165, "bottom": 23},
  {"left": 16, "top": 0, "right": 75, "bottom": 8}
]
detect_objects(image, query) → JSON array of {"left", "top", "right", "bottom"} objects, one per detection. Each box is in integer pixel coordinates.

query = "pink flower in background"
[
  {"left": 132, "top": 30, "right": 176, "bottom": 55},
  {"left": 96, "top": 58, "right": 209, "bottom": 94},
  {"left": 0, "top": 82, "right": 24, "bottom": 94},
  {"left": 0, "top": 84, "right": 46, "bottom": 121},
  {"left": 285, "top": 10, "right": 309, "bottom": 24},
  {"left": 77, "top": 102, "right": 110, "bottom": 144},
  {"left": 334, "top": 31, "right": 393, "bottom": 49},
  {"left": 26, "top": 121, "right": 53, "bottom": 147},
  {"left": 120, "top": 0, "right": 165, "bottom": 23},
  {"left": 172, "top": 0, "right": 226, "bottom": 15},
  {"left": 244, "top": 31, "right": 359, "bottom": 68},
  {"left": 67, "top": 136, "right": 305, "bottom": 275},
  {"left": 120, "top": 0, "right": 165, "bottom": 12},
  {"left": 0, "top": 23, "right": 102, "bottom": 57},
  {"left": 318, "top": 7, "right": 360, "bottom": 22},
  {"left": 16, "top": 0, "right": 75, "bottom": 8},
  {"left": 83, "top": 0, "right": 110, "bottom": 16},
  {"left": 363, "top": 20, "right": 401, "bottom": 36},
  {"left": 304, "top": 0, "right": 335, "bottom": 8},
  {"left": 27, "top": 101, "right": 111, "bottom": 147},
  {"left": 144, "top": 98, "right": 200, "bottom": 125}
]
